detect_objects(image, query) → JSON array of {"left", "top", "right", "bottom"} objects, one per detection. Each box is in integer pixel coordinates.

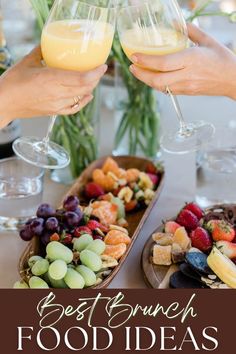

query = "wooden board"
[
  {"left": 141, "top": 224, "right": 179, "bottom": 289},
  {"left": 141, "top": 204, "right": 236, "bottom": 289},
  {"left": 19, "top": 155, "right": 165, "bottom": 289}
]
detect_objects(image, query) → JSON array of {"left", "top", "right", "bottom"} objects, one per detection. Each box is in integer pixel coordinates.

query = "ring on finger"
[
  {"left": 72, "top": 95, "right": 82, "bottom": 109},
  {"left": 165, "top": 86, "right": 171, "bottom": 95}
]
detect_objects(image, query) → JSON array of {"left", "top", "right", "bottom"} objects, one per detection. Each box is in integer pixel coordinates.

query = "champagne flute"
[
  {"left": 13, "top": 0, "right": 116, "bottom": 169},
  {"left": 117, "top": 0, "right": 215, "bottom": 154}
]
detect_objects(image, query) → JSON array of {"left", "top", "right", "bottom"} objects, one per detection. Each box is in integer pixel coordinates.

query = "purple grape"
[
  {"left": 45, "top": 217, "right": 59, "bottom": 232},
  {"left": 55, "top": 209, "right": 65, "bottom": 222},
  {"left": 41, "top": 231, "right": 52, "bottom": 246},
  {"left": 29, "top": 218, "right": 44, "bottom": 236},
  {"left": 25, "top": 217, "right": 36, "bottom": 225},
  {"left": 74, "top": 208, "right": 84, "bottom": 222},
  {"left": 63, "top": 196, "right": 79, "bottom": 211},
  {"left": 36, "top": 203, "right": 55, "bottom": 219},
  {"left": 19, "top": 225, "right": 33, "bottom": 241},
  {"left": 65, "top": 211, "right": 81, "bottom": 228}
]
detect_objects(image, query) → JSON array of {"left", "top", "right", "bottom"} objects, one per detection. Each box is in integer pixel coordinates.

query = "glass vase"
[
  {"left": 113, "top": 62, "right": 161, "bottom": 160},
  {"left": 50, "top": 87, "right": 100, "bottom": 184}
]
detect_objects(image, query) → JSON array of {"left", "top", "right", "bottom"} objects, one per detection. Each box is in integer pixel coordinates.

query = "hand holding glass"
[
  {"left": 13, "top": 0, "right": 115, "bottom": 169},
  {"left": 117, "top": 0, "right": 215, "bottom": 154}
]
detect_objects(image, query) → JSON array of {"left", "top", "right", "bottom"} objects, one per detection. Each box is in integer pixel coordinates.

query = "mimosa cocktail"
[
  {"left": 121, "top": 27, "right": 187, "bottom": 60},
  {"left": 41, "top": 20, "right": 114, "bottom": 71},
  {"left": 117, "top": 0, "right": 214, "bottom": 154},
  {"left": 13, "top": 0, "right": 115, "bottom": 169}
]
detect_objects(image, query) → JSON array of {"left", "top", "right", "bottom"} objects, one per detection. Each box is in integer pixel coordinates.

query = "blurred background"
[{"left": 1, "top": 0, "right": 235, "bottom": 59}]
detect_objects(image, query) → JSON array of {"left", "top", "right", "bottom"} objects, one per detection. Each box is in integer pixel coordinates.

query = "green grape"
[
  {"left": 64, "top": 268, "right": 85, "bottom": 289},
  {"left": 86, "top": 239, "right": 106, "bottom": 255},
  {"left": 32, "top": 259, "right": 49, "bottom": 276},
  {"left": 47, "top": 273, "right": 68, "bottom": 289},
  {"left": 43, "top": 272, "right": 51, "bottom": 285},
  {"left": 13, "top": 280, "right": 29, "bottom": 289},
  {"left": 29, "top": 276, "right": 49, "bottom": 289},
  {"left": 67, "top": 264, "right": 75, "bottom": 269},
  {"left": 49, "top": 260, "right": 67, "bottom": 280},
  {"left": 80, "top": 250, "right": 102, "bottom": 272},
  {"left": 28, "top": 255, "right": 43, "bottom": 269},
  {"left": 46, "top": 241, "right": 73, "bottom": 264},
  {"left": 73, "top": 234, "right": 93, "bottom": 252},
  {"left": 76, "top": 265, "right": 96, "bottom": 287}
]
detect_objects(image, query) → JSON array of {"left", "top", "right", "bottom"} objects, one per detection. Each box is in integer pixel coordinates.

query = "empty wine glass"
[
  {"left": 117, "top": 0, "right": 215, "bottom": 154},
  {"left": 13, "top": 0, "right": 116, "bottom": 168}
]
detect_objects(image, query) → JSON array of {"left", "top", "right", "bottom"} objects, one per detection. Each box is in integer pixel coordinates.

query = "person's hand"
[
  {"left": 129, "top": 23, "right": 236, "bottom": 100},
  {"left": 0, "top": 47, "right": 107, "bottom": 128}
]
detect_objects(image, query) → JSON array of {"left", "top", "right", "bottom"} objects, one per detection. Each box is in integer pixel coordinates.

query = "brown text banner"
[{"left": 0, "top": 289, "right": 235, "bottom": 353}]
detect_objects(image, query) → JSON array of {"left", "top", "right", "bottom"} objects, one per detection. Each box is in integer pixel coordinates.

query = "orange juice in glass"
[
  {"left": 41, "top": 19, "right": 114, "bottom": 71},
  {"left": 121, "top": 27, "right": 187, "bottom": 58}
]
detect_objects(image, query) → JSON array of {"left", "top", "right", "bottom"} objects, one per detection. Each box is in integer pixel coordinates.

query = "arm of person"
[
  {"left": 129, "top": 23, "right": 236, "bottom": 100},
  {"left": 0, "top": 47, "right": 107, "bottom": 128}
]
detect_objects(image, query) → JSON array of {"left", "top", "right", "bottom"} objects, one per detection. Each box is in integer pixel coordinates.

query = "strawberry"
[
  {"left": 93, "top": 234, "right": 104, "bottom": 240},
  {"left": 211, "top": 220, "right": 235, "bottom": 242},
  {"left": 50, "top": 233, "right": 60, "bottom": 242},
  {"left": 62, "top": 233, "right": 73, "bottom": 244},
  {"left": 87, "top": 220, "right": 108, "bottom": 233},
  {"left": 85, "top": 182, "right": 105, "bottom": 199},
  {"left": 164, "top": 221, "right": 181, "bottom": 234},
  {"left": 147, "top": 173, "right": 159, "bottom": 186},
  {"left": 125, "top": 200, "right": 138, "bottom": 212},
  {"left": 183, "top": 202, "right": 204, "bottom": 220},
  {"left": 74, "top": 226, "right": 92, "bottom": 237},
  {"left": 176, "top": 209, "right": 199, "bottom": 231},
  {"left": 87, "top": 220, "right": 100, "bottom": 230},
  {"left": 216, "top": 240, "right": 236, "bottom": 259},
  {"left": 145, "top": 162, "right": 157, "bottom": 175},
  {"left": 190, "top": 227, "right": 212, "bottom": 253}
]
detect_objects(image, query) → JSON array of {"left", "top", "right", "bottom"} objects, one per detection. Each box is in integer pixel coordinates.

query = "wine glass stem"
[
  {"left": 166, "top": 87, "right": 187, "bottom": 134},
  {"left": 43, "top": 115, "right": 57, "bottom": 145}
]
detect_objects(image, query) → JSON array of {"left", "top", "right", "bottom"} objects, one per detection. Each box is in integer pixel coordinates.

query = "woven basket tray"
[{"left": 19, "top": 155, "right": 165, "bottom": 289}]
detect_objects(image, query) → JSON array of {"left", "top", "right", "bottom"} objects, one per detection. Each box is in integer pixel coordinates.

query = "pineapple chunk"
[
  {"left": 153, "top": 245, "right": 172, "bottom": 266},
  {"left": 173, "top": 227, "right": 191, "bottom": 251},
  {"left": 118, "top": 187, "right": 133, "bottom": 203},
  {"left": 152, "top": 232, "right": 173, "bottom": 246}
]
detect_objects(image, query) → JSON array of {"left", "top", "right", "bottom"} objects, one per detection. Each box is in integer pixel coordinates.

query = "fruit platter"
[
  {"left": 16, "top": 156, "right": 164, "bottom": 289},
  {"left": 142, "top": 202, "right": 236, "bottom": 289}
]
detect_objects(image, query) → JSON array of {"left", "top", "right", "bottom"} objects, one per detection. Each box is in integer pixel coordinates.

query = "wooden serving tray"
[
  {"left": 141, "top": 204, "right": 236, "bottom": 289},
  {"left": 19, "top": 155, "right": 165, "bottom": 289}
]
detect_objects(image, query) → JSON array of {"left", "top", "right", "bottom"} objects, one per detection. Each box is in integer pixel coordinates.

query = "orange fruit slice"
[
  {"left": 104, "top": 230, "right": 131, "bottom": 245},
  {"left": 126, "top": 168, "right": 140, "bottom": 183},
  {"left": 102, "top": 157, "right": 119, "bottom": 174},
  {"left": 103, "top": 243, "right": 127, "bottom": 260}
]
